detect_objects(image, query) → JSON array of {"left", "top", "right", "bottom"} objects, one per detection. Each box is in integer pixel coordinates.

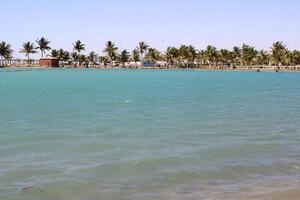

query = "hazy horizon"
[{"left": 1, "top": 0, "right": 300, "bottom": 58}]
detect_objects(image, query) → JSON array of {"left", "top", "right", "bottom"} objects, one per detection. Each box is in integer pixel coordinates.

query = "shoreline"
[{"left": 1, "top": 65, "right": 300, "bottom": 73}]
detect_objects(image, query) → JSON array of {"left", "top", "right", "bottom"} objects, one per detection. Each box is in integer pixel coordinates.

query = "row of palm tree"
[
  {"left": 38, "top": 40, "right": 300, "bottom": 69},
  {"left": 1, "top": 38, "right": 300, "bottom": 69}
]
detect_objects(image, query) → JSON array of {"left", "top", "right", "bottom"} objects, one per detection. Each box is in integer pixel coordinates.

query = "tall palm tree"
[
  {"left": 271, "top": 41, "right": 286, "bottom": 69},
  {"left": 137, "top": 41, "right": 149, "bottom": 62},
  {"left": 103, "top": 41, "right": 118, "bottom": 63},
  {"left": 20, "top": 42, "right": 37, "bottom": 66},
  {"left": 132, "top": 49, "right": 140, "bottom": 67},
  {"left": 36, "top": 37, "right": 51, "bottom": 57},
  {"left": 73, "top": 40, "right": 85, "bottom": 53},
  {"left": 0, "top": 41, "right": 13, "bottom": 66}
]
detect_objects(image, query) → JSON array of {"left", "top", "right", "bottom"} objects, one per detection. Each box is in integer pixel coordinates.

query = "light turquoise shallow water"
[{"left": 0, "top": 68, "right": 300, "bottom": 199}]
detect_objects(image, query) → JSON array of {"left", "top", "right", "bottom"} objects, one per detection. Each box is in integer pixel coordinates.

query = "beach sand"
[{"left": 250, "top": 187, "right": 300, "bottom": 200}]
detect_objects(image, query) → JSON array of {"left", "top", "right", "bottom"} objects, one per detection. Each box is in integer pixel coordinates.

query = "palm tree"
[
  {"left": 241, "top": 44, "right": 257, "bottom": 68},
  {"left": 196, "top": 50, "right": 206, "bottom": 67},
  {"left": 50, "top": 49, "right": 59, "bottom": 58},
  {"left": 145, "top": 48, "right": 161, "bottom": 63},
  {"left": 56, "top": 49, "right": 70, "bottom": 63},
  {"left": 271, "top": 41, "right": 286, "bottom": 69},
  {"left": 232, "top": 46, "right": 241, "bottom": 67},
  {"left": 88, "top": 51, "right": 97, "bottom": 66},
  {"left": 73, "top": 40, "right": 85, "bottom": 53},
  {"left": 254, "top": 50, "right": 269, "bottom": 67},
  {"left": 52, "top": 49, "right": 70, "bottom": 66},
  {"left": 220, "top": 49, "right": 234, "bottom": 68},
  {"left": 79, "top": 54, "right": 87, "bottom": 67},
  {"left": 165, "top": 46, "right": 179, "bottom": 66},
  {"left": 178, "top": 45, "right": 190, "bottom": 67},
  {"left": 103, "top": 41, "right": 118, "bottom": 63},
  {"left": 20, "top": 42, "right": 37, "bottom": 66},
  {"left": 119, "top": 50, "right": 130, "bottom": 67},
  {"left": 0, "top": 41, "right": 13, "bottom": 66},
  {"left": 4, "top": 49, "right": 13, "bottom": 66},
  {"left": 99, "top": 56, "right": 109, "bottom": 66},
  {"left": 72, "top": 40, "right": 85, "bottom": 67},
  {"left": 132, "top": 49, "right": 140, "bottom": 67},
  {"left": 291, "top": 50, "right": 300, "bottom": 67},
  {"left": 187, "top": 45, "right": 197, "bottom": 67},
  {"left": 36, "top": 37, "right": 51, "bottom": 58},
  {"left": 58, "top": 49, "right": 65, "bottom": 60},
  {"left": 71, "top": 52, "right": 79, "bottom": 66},
  {"left": 62, "top": 51, "right": 71, "bottom": 63},
  {"left": 204, "top": 45, "right": 218, "bottom": 68},
  {"left": 137, "top": 41, "right": 149, "bottom": 62}
]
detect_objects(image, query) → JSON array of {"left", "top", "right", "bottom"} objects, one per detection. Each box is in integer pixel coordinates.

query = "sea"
[{"left": 0, "top": 68, "right": 299, "bottom": 200}]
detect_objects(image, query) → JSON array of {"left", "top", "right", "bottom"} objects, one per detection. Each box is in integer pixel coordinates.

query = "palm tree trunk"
[
  {"left": 27, "top": 54, "right": 30, "bottom": 66},
  {"left": 141, "top": 53, "right": 144, "bottom": 66}
]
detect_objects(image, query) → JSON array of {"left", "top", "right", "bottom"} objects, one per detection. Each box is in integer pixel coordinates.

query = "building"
[{"left": 39, "top": 57, "right": 59, "bottom": 67}]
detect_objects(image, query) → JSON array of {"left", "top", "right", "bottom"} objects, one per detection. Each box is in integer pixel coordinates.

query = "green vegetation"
[
  {"left": 20, "top": 42, "right": 37, "bottom": 66},
  {"left": 103, "top": 41, "right": 118, "bottom": 64},
  {"left": 137, "top": 42, "right": 149, "bottom": 62},
  {"left": 132, "top": 49, "right": 140, "bottom": 67},
  {"left": 1, "top": 39, "right": 300, "bottom": 70},
  {"left": 0, "top": 41, "right": 13, "bottom": 66},
  {"left": 120, "top": 50, "right": 130, "bottom": 66},
  {"left": 36, "top": 37, "right": 51, "bottom": 58}
]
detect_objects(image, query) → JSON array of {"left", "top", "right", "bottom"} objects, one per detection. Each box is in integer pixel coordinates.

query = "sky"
[{"left": 1, "top": 0, "right": 300, "bottom": 58}]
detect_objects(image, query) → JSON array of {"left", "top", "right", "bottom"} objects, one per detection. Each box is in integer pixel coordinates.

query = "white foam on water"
[{"left": 121, "top": 100, "right": 132, "bottom": 103}]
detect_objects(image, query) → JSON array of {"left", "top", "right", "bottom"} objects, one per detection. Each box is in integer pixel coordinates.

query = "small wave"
[{"left": 121, "top": 100, "right": 132, "bottom": 103}]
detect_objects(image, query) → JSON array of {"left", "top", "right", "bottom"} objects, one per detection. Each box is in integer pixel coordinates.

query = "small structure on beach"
[
  {"left": 39, "top": 57, "right": 59, "bottom": 68},
  {"left": 142, "top": 61, "right": 157, "bottom": 67}
]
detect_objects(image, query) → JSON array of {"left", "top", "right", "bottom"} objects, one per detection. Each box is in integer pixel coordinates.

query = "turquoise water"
[{"left": 0, "top": 68, "right": 300, "bottom": 199}]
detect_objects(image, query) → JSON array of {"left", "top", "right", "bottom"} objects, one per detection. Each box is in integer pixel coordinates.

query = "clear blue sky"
[{"left": 1, "top": 0, "right": 300, "bottom": 58}]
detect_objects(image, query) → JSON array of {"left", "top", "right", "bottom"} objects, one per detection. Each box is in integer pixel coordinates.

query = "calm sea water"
[{"left": 0, "top": 68, "right": 300, "bottom": 200}]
